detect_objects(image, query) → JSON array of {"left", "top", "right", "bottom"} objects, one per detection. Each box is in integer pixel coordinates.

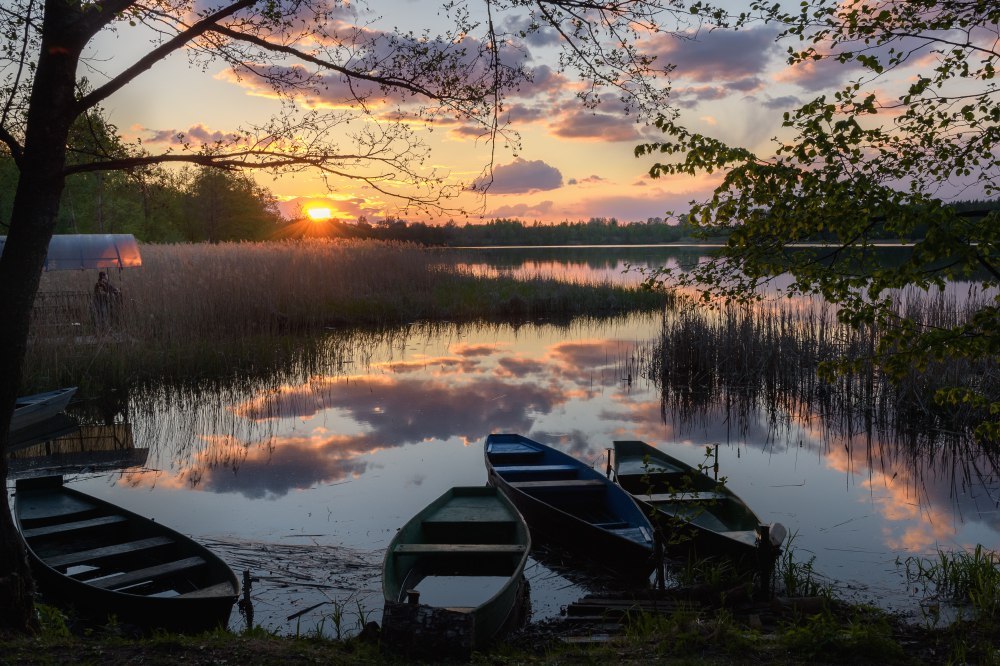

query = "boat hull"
[
  {"left": 485, "top": 433, "right": 654, "bottom": 583},
  {"left": 11, "top": 387, "right": 77, "bottom": 433},
  {"left": 14, "top": 475, "right": 238, "bottom": 634},
  {"left": 613, "top": 440, "right": 764, "bottom": 564},
  {"left": 382, "top": 486, "right": 531, "bottom": 657}
]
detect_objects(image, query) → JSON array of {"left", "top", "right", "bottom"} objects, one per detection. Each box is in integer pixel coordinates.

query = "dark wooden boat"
[
  {"left": 11, "top": 387, "right": 77, "bottom": 433},
  {"left": 14, "top": 475, "right": 239, "bottom": 633},
  {"left": 612, "top": 440, "right": 774, "bottom": 563},
  {"left": 484, "top": 433, "right": 654, "bottom": 582},
  {"left": 382, "top": 486, "right": 530, "bottom": 658}
]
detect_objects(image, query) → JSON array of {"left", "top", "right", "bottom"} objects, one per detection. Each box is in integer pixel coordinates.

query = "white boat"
[{"left": 10, "top": 388, "right": 78, "bottom": 433}]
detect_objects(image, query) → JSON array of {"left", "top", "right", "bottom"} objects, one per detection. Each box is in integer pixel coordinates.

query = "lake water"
[{"left": 9, "top": 245, "right": 998, "bottom": 635}]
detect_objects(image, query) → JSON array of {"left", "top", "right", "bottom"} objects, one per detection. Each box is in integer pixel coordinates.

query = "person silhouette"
[{"left": 93, "top": 271, "right": 122, "bottom": 328}]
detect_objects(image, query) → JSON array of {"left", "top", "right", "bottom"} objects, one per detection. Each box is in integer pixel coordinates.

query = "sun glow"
[{"left": 306, "top": 206, "right": 333, "bottom": 221}]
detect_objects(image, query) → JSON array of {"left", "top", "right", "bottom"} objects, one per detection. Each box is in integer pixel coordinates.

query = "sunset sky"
[{"left": 83, "top": 1, "right": 928, "bottom": 223}]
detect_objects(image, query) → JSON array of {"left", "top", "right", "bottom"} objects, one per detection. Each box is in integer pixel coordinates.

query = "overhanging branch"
[{"left": 74, "top": 0, "right": 257, "bottom": 115}]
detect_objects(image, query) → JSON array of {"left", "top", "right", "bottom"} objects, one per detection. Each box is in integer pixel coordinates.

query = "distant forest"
[{"left": 1, "top": 155, "right": 997, "bottom": 246}]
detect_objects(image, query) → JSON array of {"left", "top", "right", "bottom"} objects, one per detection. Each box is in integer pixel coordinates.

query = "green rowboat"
[{"left": 381, "top": 486, "right": 531, "bottom": 658}]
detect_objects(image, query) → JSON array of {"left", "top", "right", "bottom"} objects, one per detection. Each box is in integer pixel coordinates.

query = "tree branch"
[
  {"left": 74, "top": 0, "right": 257, "bottom": 114},
  {"left": 204, "top": 24, "right": 466, "bottom": 103}
]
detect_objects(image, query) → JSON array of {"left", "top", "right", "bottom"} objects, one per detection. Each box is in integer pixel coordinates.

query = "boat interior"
[
  {"left": 389, "top": 492, "right": 527, "bottom": 607},
  {"left": 16, "top": 481, "right": 234, "bottom": 599},
  {"left": 488, "top": 442, "right": 651, "bottom": 546}
]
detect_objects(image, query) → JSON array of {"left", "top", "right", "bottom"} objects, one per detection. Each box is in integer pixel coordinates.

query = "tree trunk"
[{"left": 0, "top": 0, "right": 88, "bottom": 633}]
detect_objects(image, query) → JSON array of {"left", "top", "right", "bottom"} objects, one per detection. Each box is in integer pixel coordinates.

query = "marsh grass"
[
  {"left": 899, "top": 545, "right": 1000, "bottom": 620},
  {"left": 779, "top": 606, "right": 904, "bottom": 663},
  {"left": 774, "top": 531, "right": 830, "bottom": 599},
  {"left": 23, "top": 239, "right": 669, "bottom": 388},
  {"left": 644, "top": 287, "right": 997, "bottom": 444}
]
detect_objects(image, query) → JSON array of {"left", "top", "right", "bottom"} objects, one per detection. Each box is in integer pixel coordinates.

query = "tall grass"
[
  {"left": 23, "top": 239, "right": 670, "bottom": 389},
  {"left": 899, "top": 545, "right": 1000, "bottom": 620},
  {"left": 643, "top": 287, "right": 998, "bottom": 444}
]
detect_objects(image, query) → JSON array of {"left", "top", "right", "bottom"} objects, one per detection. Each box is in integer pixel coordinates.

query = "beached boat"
[
  {"left": 10, "top": 387, "right": 77, "bottom": 433},
  {"left": 382, "top": 486, "right": 531, "bottom": 658},
  {"left": 14, "top": 475, "right": 239, "bottom": 633},
  {"left": 484, "top": 433, "right": 654, "bottom": 582},
  {"left": 612, "top": 440, "right": 777, "bottom": 563}
]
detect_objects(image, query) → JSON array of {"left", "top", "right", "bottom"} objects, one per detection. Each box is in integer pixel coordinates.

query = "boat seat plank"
[
  {"left": 176, "top": 581, "right": 238, "bottom": 599},
  {"left": 487, "top": 445, "right": 543, "bottom": 458},
  {"left": 86, "top": 556, "right": 207, "bottom": 591},
  {"left": 423, "top": 497, "right": 517, "bottom": 524},
  {"left": 510, "top": 479, "right": 605, "bottom": 491},
  {"left": 17, "top": 493, "right": 97, "bottom": 523},
  {"left": 720, "top": 530, "right": 759, "bottom": 547},
  {"left": 493, "top": 464, "right": 577, "bottom": 475},
  {"left": 616, "top": 460, "right": 685, "bottom": 477},
  {"left": 393, "top": 543, "right": 527, "bottom": 556},
  {"left": 641, "top": 491, "right": 727, "bottom": 503},
  {"left": 21, "top": 514, "right": 127, "bottom": 539},
  {"left": 46, "top": 536, "right": 174, "bottom": 568},
  {"left": 605, "top": 526, "right": 653, "bottom": 544}
]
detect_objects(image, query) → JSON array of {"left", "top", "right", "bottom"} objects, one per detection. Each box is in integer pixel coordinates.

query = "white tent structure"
[{"left": 0, "top": 234, "right": 142, "bottom": 271}]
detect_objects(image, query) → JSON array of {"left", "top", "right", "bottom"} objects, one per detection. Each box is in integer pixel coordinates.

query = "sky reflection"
[
  {"left": 52, "top": 248, "right": 997, "bottom": 635},
  {"left": 107, "top": 314, "right": 997, "bottom": 563}
]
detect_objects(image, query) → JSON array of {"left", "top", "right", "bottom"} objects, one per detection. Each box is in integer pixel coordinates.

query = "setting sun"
[{"left": 306, "top": 206, "right": 333, "bottom": 221}]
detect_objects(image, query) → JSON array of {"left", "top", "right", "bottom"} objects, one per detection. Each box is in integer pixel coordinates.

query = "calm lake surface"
[{"left": 11, "top": 245, "right": 999, "bottom": 635}]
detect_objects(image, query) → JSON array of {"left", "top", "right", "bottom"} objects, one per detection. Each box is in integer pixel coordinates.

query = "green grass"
[
  {"left": 4, "top": 594, "right": 998, "bottom": 665},
  {"left": 779, "top": 606, "right": 905, "bottom": 663},
  {"left": 899, "top": 545, "right": 1000, "bottom": 620}
]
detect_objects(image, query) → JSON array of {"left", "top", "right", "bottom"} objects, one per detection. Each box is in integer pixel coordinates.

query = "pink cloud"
[
  {"left": 473, "top": 158, "right": 563, "bottom": 194},
  {"left": 649, "top": 28, "right": 779, "bottom": 83},
  {"left": 143, "top": 123, "right": 240, "bottom": 146},
  {"left": 550, "top": 111, "right": 644, "bottom": 142},
  {"left": 485, "top": 200, "right": 557, "bottom": 218}
]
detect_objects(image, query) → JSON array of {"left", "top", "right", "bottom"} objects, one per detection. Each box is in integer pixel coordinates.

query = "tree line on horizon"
[
  {"left": 4, "top": 148, "right": 995, "bottom": 247},
  {"left": 1, "top": 109, "right": 995, "bottom": 247}
]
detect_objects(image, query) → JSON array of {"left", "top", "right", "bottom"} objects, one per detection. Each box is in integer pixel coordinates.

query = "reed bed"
[
  {"left": 643, "top": 287, "right": 998, "bottom": 446},
  {"left": 23, "top": 239, "right": 669, "bottom": 388}
]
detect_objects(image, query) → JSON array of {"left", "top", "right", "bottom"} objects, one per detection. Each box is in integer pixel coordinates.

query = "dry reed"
[
  {"left": 23, "top": 239, "right": 669, "bottom": 388},
  {"left": 644, "top": 287, "right": 998, "bottom": 445}
]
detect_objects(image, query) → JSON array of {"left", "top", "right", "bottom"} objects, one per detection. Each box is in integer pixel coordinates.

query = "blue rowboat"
[{"left": 485, "top": 433, "right": 654, "bottom": 582}]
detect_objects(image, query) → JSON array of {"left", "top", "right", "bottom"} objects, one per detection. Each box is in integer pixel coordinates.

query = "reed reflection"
[
  {"left": 112, "top": 292, "right": 995, "bottom": 569},
  {"left": 644, "top": 292, "right": 1000, "bottom": 556},
  {"left": 125, "top": 332, "right": 655, "bottom": 499}
]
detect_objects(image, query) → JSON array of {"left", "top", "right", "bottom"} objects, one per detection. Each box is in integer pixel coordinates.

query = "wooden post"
[
  {"left": 240, "top": 569, "right": 254, "bottom": 628},
  {"left": 653, "top": 530, "right": 665, "bottom": 591},
  {"left": 756, "top": 525, "right": 771, "bottom": 598},
  {"left": 406, "top": 589, "right": 420, "bottom": 605},
  {"left": 605, "top": 448, "right": 612, "bottom": 479}
]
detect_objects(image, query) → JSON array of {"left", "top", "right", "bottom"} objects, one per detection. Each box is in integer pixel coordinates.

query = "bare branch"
[{"left": 75, "top": 0, "right": 257, "bottom": 114}]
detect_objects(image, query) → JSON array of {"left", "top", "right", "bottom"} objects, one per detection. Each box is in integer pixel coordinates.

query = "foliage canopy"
[{"left": 637, "top": 0, "right": 999, "bottom": 441}]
